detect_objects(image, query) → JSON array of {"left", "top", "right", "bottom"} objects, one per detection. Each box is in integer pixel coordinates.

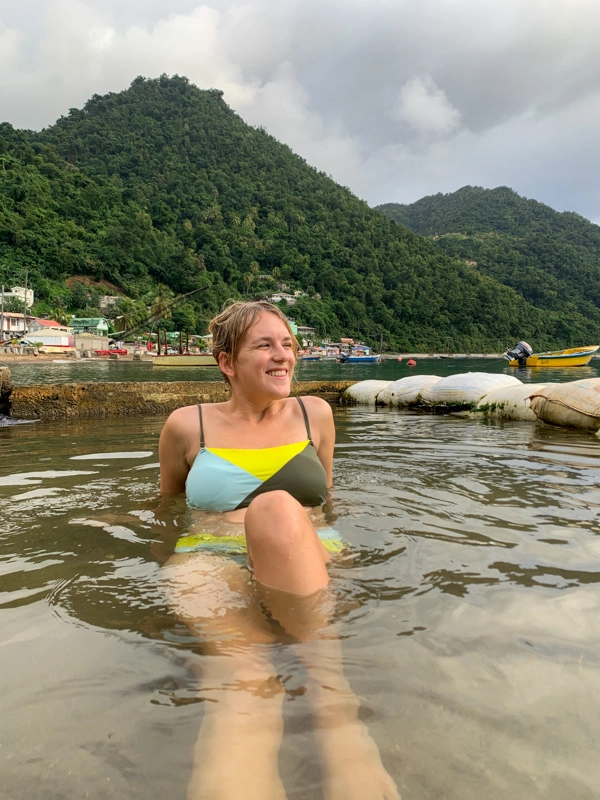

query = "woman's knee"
[
  {"left": 246, "top": 490, "right": 302, "bottom": 520},
  {"left": 245, "top": 491, "right": 312, "bottom": 552}
]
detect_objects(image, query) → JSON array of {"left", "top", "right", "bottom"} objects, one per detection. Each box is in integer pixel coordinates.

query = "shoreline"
[
  {"left": 0, "top": 352, "right": 506, "bottom": 366},
  {"left": 0, "top": 353, "right": 155, "bottom": 365}
]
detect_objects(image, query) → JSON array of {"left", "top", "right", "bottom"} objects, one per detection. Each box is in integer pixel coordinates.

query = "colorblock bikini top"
[{"left": 185, "top": 397, "right": 328, "bottom": 512}]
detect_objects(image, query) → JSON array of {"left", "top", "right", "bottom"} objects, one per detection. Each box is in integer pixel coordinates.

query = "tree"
[{"left": 2, "top": 297, "right": 25, "bottom": 313}]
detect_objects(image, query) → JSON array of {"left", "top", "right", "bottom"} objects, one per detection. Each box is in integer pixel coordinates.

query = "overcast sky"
[{"left": 2, "top": 0, "right": 600, "bottom": 222}]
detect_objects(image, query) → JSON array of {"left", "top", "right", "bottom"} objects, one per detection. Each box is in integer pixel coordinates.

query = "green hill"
[
  {"left": 1, "top": 76, "right": 597, "bottom": 350},
  {"left": 376, "top": 186, "right": 600, "bottom": 346}
]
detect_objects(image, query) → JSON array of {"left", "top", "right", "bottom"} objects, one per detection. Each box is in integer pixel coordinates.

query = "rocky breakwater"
[
  {"left": 7, "top": 378, "right": 355, "bottom": 420},
  {"left": 0, "top": 367, "right": 13, "bottom": 417}
]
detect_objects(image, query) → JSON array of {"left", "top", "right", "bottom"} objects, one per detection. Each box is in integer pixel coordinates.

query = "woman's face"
[{"left": 223, "top": 312, "right": 296, "bottom": 398}]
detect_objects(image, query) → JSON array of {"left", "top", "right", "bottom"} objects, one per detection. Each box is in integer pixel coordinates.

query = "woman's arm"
[
  {"left": 302, "top": 396, "right": 335, "bottom": 487},
  {"left": 158, "top": 407, "right": 195, "bottom": 495}
]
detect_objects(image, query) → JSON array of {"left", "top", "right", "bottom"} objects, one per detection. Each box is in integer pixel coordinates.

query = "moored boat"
[
  {"left": 153, "top": 353, "right": 217, "bottom": 367},
  {"left": 339, "top": 353, "right": 382, "bottom": 363},
  {"left": 504, "top": 341, "right": 599, "bottom": 367}
]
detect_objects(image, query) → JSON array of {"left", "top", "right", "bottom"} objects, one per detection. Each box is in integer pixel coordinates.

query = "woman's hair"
[{"left": 209, "top": 300, "right": 298, "bottom": 379}]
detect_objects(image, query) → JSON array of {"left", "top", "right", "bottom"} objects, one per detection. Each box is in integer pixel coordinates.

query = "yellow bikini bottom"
[{"left": 174, "top": 526, "right": 344, "bottom": 556}]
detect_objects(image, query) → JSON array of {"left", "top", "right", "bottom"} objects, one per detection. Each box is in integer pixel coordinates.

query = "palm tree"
[
  {"left": 52, "top": 307, "right": 70, "bottom": 326},
  {"left": 150, "top": 285, "right": 173, "bottom": 322}
]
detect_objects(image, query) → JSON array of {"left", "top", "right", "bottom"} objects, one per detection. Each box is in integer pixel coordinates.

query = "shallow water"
[
  {"left": 2, "top": 409, "right": 600, "bottom": 799},
  {"left": 4, "top": 355, "right": 600, "bottom": 386}
]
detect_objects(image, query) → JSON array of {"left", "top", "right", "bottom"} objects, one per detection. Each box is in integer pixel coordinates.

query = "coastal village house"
[
  {"left": 69, "top": 317, "right": 110, "bottom": 336},
  {"left": 0, "top": 285, "right": 36, "bottom": 339},
  {"left": 28, "top": 319, "right": 74, "bottom": 352},
  {"left": 0, "top": 311, "right": 29, "bottom": 338},
  {"left": 98, "top": 296, "right": 120, "bottom": 312},
  {"left": 297, "top": 326, "right": 316, "bottom": 347},
  {"left": 1, "top": 285, "right": 34, "bottom": 307},
  {"left": 270, "top": 289, "right": 308, "bottom": 306},
  {"left": 270, "top": 292, "right": 297, "bottom": 305},
  {"left": 0, "top": 314, "right": 75, "bottom": 351}
]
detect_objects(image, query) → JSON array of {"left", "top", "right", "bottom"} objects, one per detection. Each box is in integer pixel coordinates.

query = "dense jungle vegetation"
[
  {"left": 1, "top": 75, "right": 599, "bottom": 350},
  {"left": 377, "top": 186, "right": 600, "bottom": 347}
]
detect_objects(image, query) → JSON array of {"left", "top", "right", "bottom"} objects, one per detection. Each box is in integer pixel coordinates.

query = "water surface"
[
  {"left": 1, "top": 410, "right": 600, "bottom": 798},
  {"left": 4, "top": 356, "right": 599, "bottom": 386}
]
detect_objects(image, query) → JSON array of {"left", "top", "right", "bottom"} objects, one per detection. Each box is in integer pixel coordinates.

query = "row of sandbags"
[{"left": 342, "top": 373, "right": 600, "bottom": 431}]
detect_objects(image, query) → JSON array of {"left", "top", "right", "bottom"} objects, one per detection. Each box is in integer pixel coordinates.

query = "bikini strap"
[
  {"left": 296, "top": 397, "right": 313, "bottom": 442},
  {"left": 197, "top": 404, "right": 205, "bottom": 449}
]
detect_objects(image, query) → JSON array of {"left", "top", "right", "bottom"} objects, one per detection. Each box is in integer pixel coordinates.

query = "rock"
[{"left": 8, "top": 380, "right": 356, "bottom": 419}]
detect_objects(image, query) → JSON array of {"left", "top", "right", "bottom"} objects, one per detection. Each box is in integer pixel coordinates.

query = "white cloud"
[
  {"left": 0, "top": 0, "right": 599, "bottom": 221},
  {"left": 392, "top": 77, "right": 462, "bottom": 138}
]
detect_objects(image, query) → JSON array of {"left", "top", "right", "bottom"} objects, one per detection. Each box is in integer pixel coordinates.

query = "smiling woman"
[{"left": 157, "top": 300, "right": 399, "bottom": 800}]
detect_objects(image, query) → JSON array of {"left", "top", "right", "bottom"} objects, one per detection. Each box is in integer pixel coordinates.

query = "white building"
[
  {"left": 270, "top": 292, "right": 297, "bottom": 306},
  {"left": 28, "top": 319, "right": 74, "bottom": 351},
  {"left": 98, "top": 296, "right": 119, "bottom": 311},
  {"left": 0, "top": 311, "right": 30, "bottom": 338},
  {"left": 2, "top": 286, "right": 34, "bottom": 307}
]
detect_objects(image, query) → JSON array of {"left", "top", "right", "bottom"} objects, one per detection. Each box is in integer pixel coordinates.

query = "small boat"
[
  {"left": 300, "top": 354, "right": 322, "bottom": 362},
  {"left": 94, "top": 348, "right": 128, "bottom": 357},
  {"left": 504, "top": 341, "right": 599, "bottom": 367},
  {"left": 339, "top": 353, "right": 382, "bottom": 363},
  {"left": 153, "top": 353, "right": 217, "bottom": 367}
]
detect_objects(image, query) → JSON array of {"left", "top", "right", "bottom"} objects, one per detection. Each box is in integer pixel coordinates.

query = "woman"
[{"left": 159, "top": 300, "right": 399, "bottom": 800}]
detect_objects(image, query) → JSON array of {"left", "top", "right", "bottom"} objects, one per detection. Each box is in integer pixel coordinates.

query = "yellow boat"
[
  {"left": 505, "top": 342, "right": 599, "bottom": 367},
  {"left": 153, "top": 353, "right": 217, "bottom": 367}
]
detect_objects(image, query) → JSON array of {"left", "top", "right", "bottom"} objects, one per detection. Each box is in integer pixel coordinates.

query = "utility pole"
[{"left": 23, "top": 268, "right": 29, "bottom": 336}]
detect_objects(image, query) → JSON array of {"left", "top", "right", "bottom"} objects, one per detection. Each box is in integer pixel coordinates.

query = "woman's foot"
[{"left": 319, "top": 720, "right": 400, "bottom": 800}]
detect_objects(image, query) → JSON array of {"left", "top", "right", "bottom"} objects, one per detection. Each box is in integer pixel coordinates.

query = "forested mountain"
[
  {"left": 1, "top": 76, "right": 597, "bottom": 350},
  {"left": 376, "top": 186, "right": 600, "bottom": 345}
]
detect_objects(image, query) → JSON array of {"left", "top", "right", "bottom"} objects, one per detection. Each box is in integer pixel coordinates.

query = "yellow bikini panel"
[{"left": 207, "top": 439, "right": 309, "bottom": 481}]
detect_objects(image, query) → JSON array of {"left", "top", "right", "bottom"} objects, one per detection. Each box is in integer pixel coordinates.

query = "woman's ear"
[{"left": 218, "top": 351, "right": 235, "bottom": 379}]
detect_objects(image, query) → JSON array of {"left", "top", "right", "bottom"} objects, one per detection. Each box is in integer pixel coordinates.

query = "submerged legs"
[
  {"left": 163, "top": 490, "right": 399, "bottom": 799},
  {"left": 163, "top": 552, "right": 286, "bottom": 800}
]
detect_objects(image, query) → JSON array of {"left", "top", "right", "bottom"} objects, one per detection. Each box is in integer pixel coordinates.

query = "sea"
[{"left": 1, "top": 357, "right": 600, "bottom": 798}]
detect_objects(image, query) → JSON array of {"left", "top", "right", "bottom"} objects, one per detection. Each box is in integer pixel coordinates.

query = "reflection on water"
[{"left": 2, "top": 411, "right": 600, "bottom": 798}]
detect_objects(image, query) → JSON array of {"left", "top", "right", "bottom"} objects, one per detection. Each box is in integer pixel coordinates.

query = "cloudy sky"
[{"left": 2, "top": 0, "right": 600, "bottom": 222}]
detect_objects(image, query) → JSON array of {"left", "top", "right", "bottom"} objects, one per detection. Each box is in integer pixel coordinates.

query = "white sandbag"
[
  {"left": 342, "top": 380, "right": 393, "bottom": 405},
  {"left": 530, "top": 379, "right": 600, "bottom": 430},
  {"left": 377, "top": 375, "right": 443, "bottom": 406},
  {"left": 420, "top": 372, "right": 523, "bottom": 407},
  {"left": 473, "top": 383, "right": 549, "bottom": 421}
]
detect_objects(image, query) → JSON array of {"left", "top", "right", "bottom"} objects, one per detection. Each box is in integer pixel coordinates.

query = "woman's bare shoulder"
[
  {"left": 297, "top": 394, "right": 333, "bottom": 413},
  {"left": 296, "top": 395, "right": 334, "bottom": 425},
  {"left": 162, "top": 404, "right": 199, "bottom": 437}
]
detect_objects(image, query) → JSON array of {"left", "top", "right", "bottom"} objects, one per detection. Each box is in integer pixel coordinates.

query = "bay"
[
  {"left": 4, "top": 355, "right": 600, "bottom": 386},
  {"left": 1, "top": 408, "right": 600, "bottom": 798}
]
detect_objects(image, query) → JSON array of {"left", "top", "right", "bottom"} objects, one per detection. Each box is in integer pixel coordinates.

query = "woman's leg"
[
  {"left": 163, "top": 552, "right": 287, "bottom": 800},
  {"left": 244, "top": 492, "right": 401, "bottom": 800},
  {"left": 244, "top": 490, "right": 330, "bottom": 595}
]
